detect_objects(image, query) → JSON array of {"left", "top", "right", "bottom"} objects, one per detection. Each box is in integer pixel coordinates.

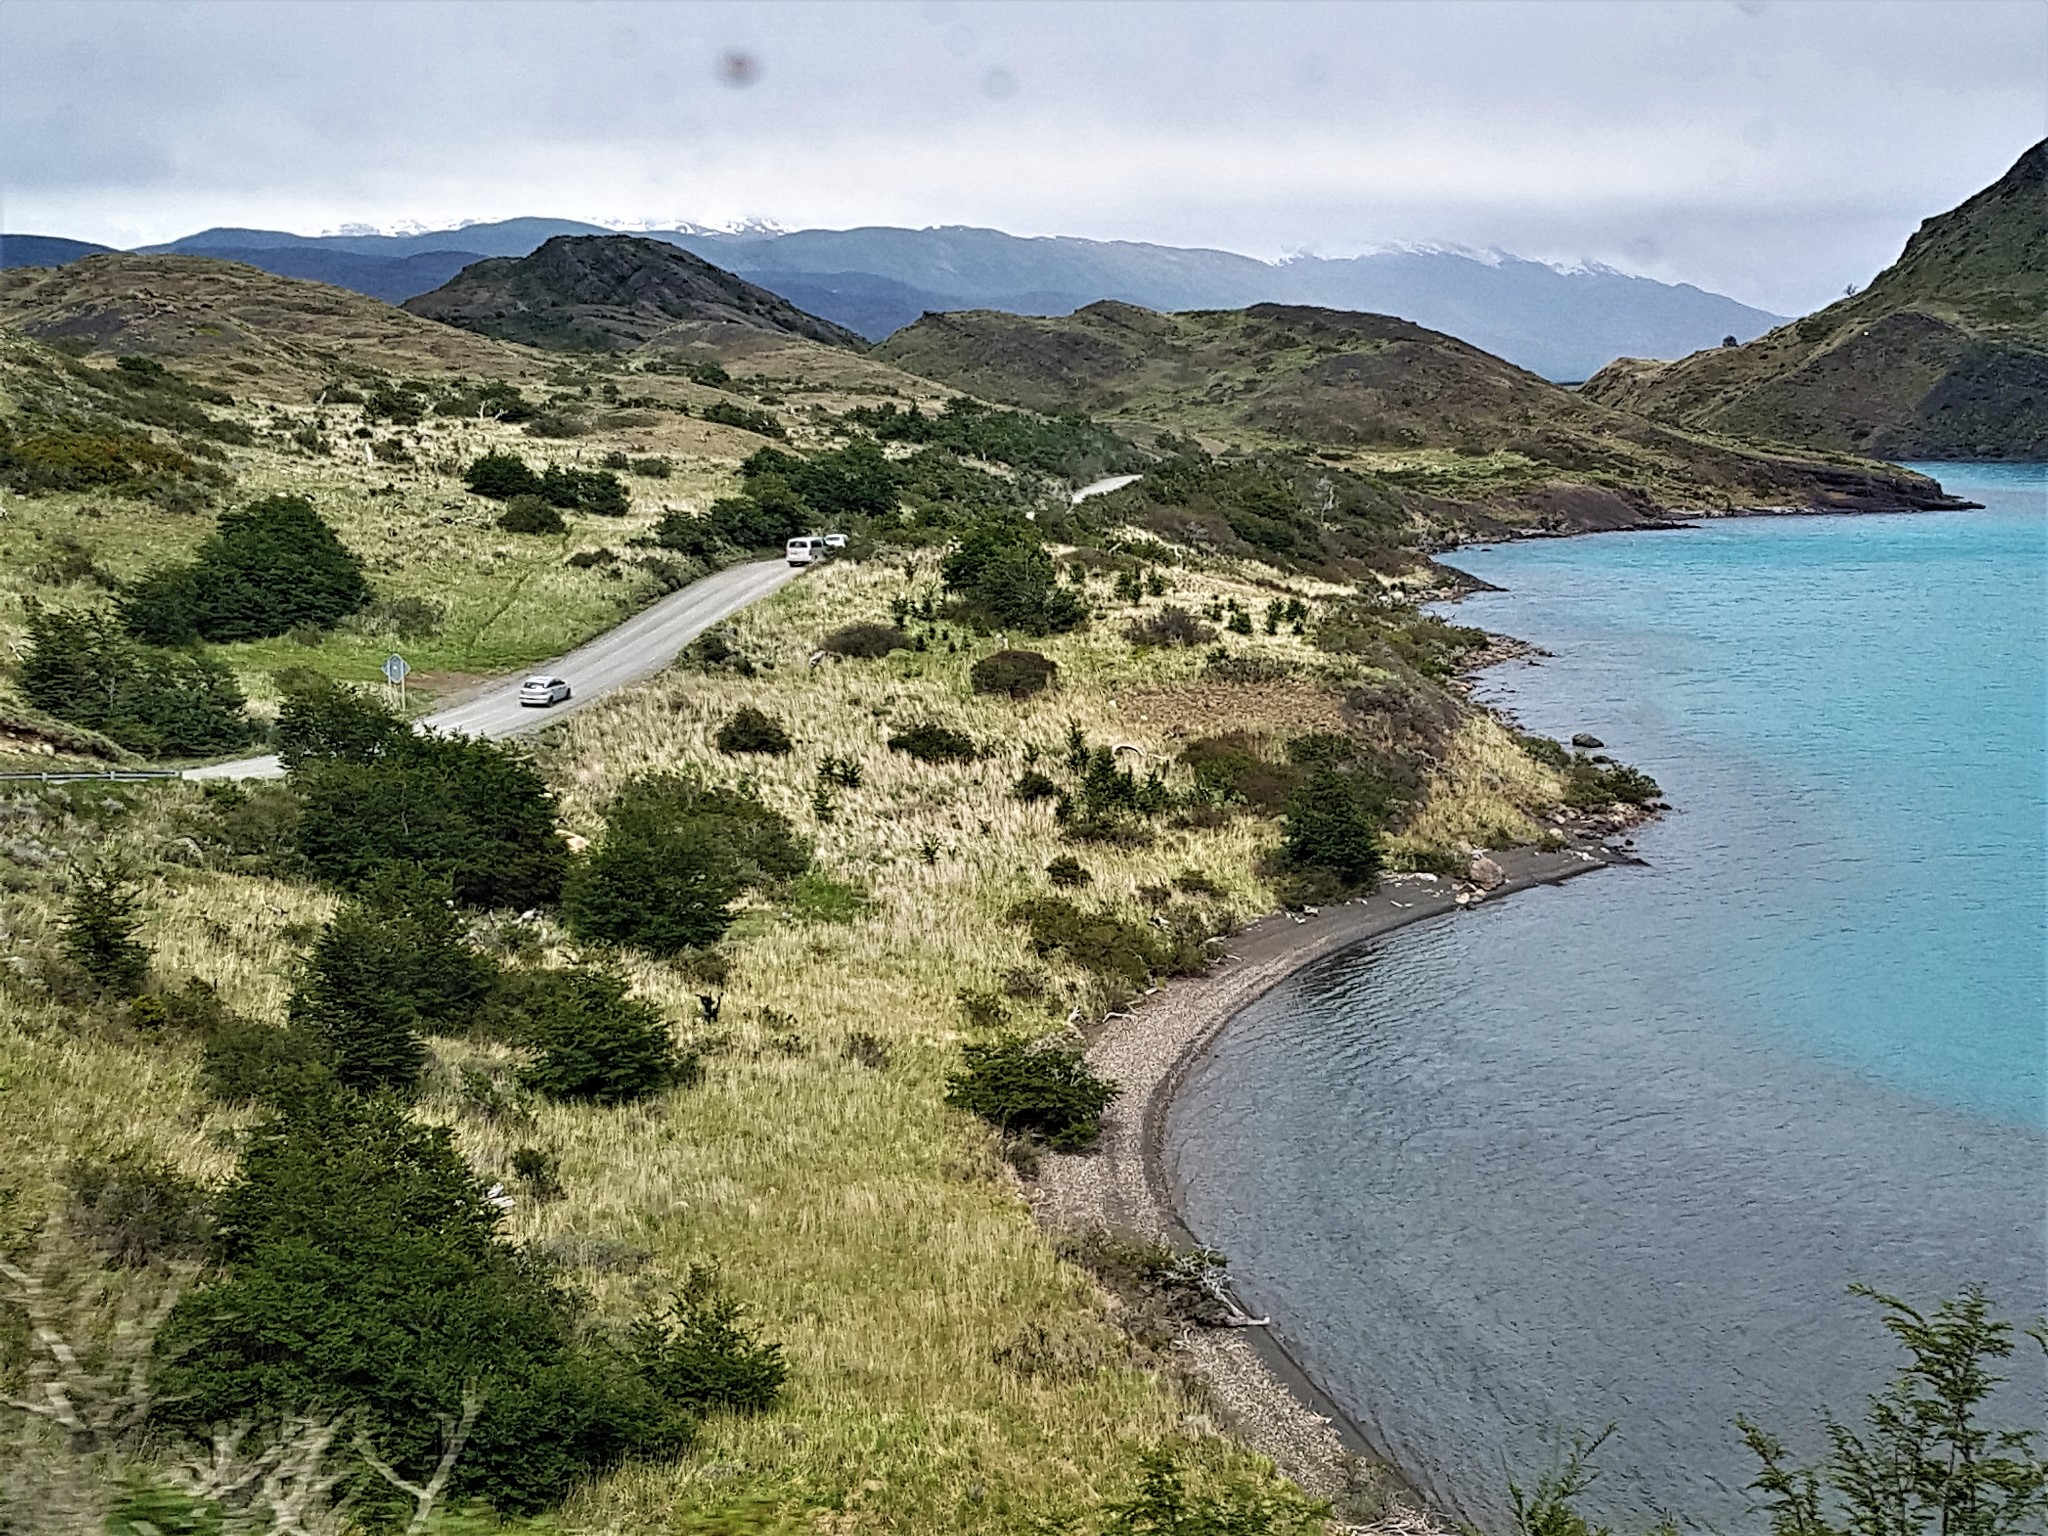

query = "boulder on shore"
[
  {"left": 1572, "top": 732, "right": 1604, "bottom": 749},
  {"left": 1468, "top": 853, "right": 1506, "bottom": 890}
]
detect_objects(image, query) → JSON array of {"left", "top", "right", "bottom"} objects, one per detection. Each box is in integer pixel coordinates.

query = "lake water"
[{"left": 1165, "top": 466, "right": 2048, "bottom": 1530}]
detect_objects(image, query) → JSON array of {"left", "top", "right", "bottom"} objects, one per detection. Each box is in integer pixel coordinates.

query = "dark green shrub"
[
  {"left": 273, "top": 671, "right": 405, "bottom": 771},
  {"left": 1008, "top": 896, "right": 1163, "bottom": 990},
  {"left": 1563, "top": 753, "right": 1661, "bottom": 808},
  {"left": 630, "top": 1270, "right": 787, "bottom": 1415},
  {"left": 291, "top": 732, "right": 569, "bottom": 911},
  {"left": 714, "top": 705, "right": 793, "bottom": 755},
  {"left": 627, "top": 456, "right": 672, "bottom": 478},
  {"left": 700, "top": 399, "right": 787, "bottom": 439},
  {"left": 1014, "top": 768, "right": 1060, "bottom": 803},
  {"left": 942, "top": 517, "right": 1086, "bottom": 634},
  {"left": 971, "top": 649, "right": 1058, "bottom": 699},
  {"left": 888, "top": 721, "right": 978, "bottom": 764},
  {"left": 509, "top": 968, "right": 691, "bottom": 1104},
  {"left": 0, "top": 419, "right": 218, "bottom": 500},
  {"left": 563, "top": 773, "right": 810, "bottom": 956},
  {"left": 1181, "top": 734, "right": 1299, "bottom": 814},
  {"left": 817, "top": 753, "right": 864, "bottom": 789},
  {"left": 118, "top": 561, "right": 203, "bottom": 644},
  {"left": 65, "top": 1149, "right": 213, "bottom": 1269},
  {"left": 177, "top": 495, "right": 369, "bottom": 641},
  {"left": 1046, "top": 854, "right": 1092, "bottom": 889},
  {"left": 288, "top": 866, "right": 496, "bottom": 1095},
  {"left": 1517, "top": 733, "right": 1572, "bottom": 770},
  {"left": 464, "top": 450, "right": 542, "bottom": 500},
  {"left": 498, "top": 493, "right": 567, "bottom": 535},
  {"left": 60, "top": 867, "right": 149, "bottom": 996},
  {"left": 1280, "top": 769, "right": 1390, "bottom": 889},
  {"left": 820, "top": 622, "right": 911, "bottom": 659},
  {"left": 1100, "top": 1449, "right": 1329, "bottom": 1536},
  {"left": 199, "top": 1013, "right": 333, "bottom": 1107},
  {"left": 1125, "top": 605, "right": 1215, "bottom": 649},
  {"left": 945, "top": 1036, "right": 1118, "bottom": 1151},
  {"left": 538, "top": 464, "right": 630, "bottom": 516},
  {"left": 19, "top": 606, "right": 251, "bottom": 757},
  {"left": 150, "top": 1091, "right": 688, "bottom": 1514}
]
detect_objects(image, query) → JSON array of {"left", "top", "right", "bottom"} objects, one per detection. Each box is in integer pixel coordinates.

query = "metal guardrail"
[{"left": 0, "top": 769, "right": 184, "bottom": 783}]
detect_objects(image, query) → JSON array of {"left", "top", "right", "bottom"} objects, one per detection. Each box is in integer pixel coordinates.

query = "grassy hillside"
[
  {"left": 403, "top": 235, "right": 868, "bottom": 353},
  {"left": 1582, "top": 140, "right": 2048, "bottom": 458},
  {"left": 876, "top": 301, "right": 1963, "bottom": 529}
]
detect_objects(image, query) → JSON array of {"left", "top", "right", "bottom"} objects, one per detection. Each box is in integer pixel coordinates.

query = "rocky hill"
[
  {"left": 877, "top": 300, "right": 1964, "bottom": 529},
  {"left": 402, "top": 235, "right": 864, "bottom": 352},
  {"left": 1582, "top": 141, "right": 2047, "bottom": 459},
  {"left": 0, "top": 254, "right": 535, "bottom": 396}
]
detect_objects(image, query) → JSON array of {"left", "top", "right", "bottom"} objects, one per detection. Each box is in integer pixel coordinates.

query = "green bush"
[
  {"left": 820, "top": 622, "right": 911, "bottom": 659},
  {"left": 64, "top": 1149, "right": 213, "bottom": 1270},
  {"left": 700, "top": 398, "right": 787, "bottom": 439},
  {"left": 627, "top": 456, "right": 672, "bottom": 478},
  {"left": 60, "top": 867, "right": 150, "bottom": 996},
  {"left": 943, "top": 517, "right": 1087, "bottom": 634},
  {"left": 888, "top": 721, "right": 978, "bottom": 764},
  {"left": 563, "top": 773, "right": 810, "bottom": 956},
  {"left": 273, "top": 671, "right": 406, "bottom": 771},
  {"left": 464, "top": 449, "right": 542, "bottom": 499},
  {"left": 1280, "top": 769, "right": 1390, "bottom": 889},
  {"left": 199, "top": 1012, "right": 334, "bottom": 1107},
  {"left": 152, "top": 494, "right": 370, "bottom": 642},
  {"left": 291, "top": 732, "right": 569, "bottom": 911},
  {"left": 1181, "top": 734, "right": 1300, "bottom": 814},
  {"left": 150, "top": 1091, "right": 690, "bottom": 1514},
  {"left": 19, "top": 605, "right": 251, "bottom": 757},
  {"left": 847, "top": 396, "right": 1140, "bottom": 482},
  {"left": 1046, "top": 853, "right": 1093, "bottom": 888},
  {"left": 118, "top": 561, "right": 203, "bottom": 644},
  {"left": 1014, "top": 767, "right": 1060, "bottom": 803},
  {"left": 630, "top": 1270, "right": 787, "bottom": 1416},
  {"left": 1008, "top": 896, "right": 1163, "bottom": 990},
  {"left": 539, "top": 464, "right": 629, "bottom": 516},
  {"left": 288, "top": 866, "right": 496, "bottom": 1095},
  {"left": 1100, "top": 1449, "right": 1329, "bottom": 1536},
  {"left": 509, "top": 968, "right": 691, "bottom": 1104},
  {"left": 1125, "top": 605, "right": 1216, "bottom": 649},
  {"left": 497, "top": 493, "right": 567, "bottom": 535},
  {"left": 970, "top": 649, "right": 1058, "bottom": 699},
  {"left": 945, "top": 1036, "right": 1118, "bottom": 1151},
  {"left": 0, "top": 419, "right": 219, "bottom": 500},
  {"left": 1563, "top": 753, "right": 1661, "bottom": 809},
  {"left": 714, "top": 705, "right": 794, "bottom": 755}
]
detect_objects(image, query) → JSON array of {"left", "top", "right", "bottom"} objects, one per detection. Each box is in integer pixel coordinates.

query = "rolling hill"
[
  {"left": 877, "top": 300, "right": 1964, "bottom": 528},
  {"left": 401, "top": 235, "right": 864, "bottom": 352},
  {"left": 20, "top": 216, "right": 1787, "bottom": 380},
  {"left": 0, "top": 234, "right": 118, "bottom": 269},
  {"left": 1582, "top": 140, "right": 2047, "bottom": 459}
]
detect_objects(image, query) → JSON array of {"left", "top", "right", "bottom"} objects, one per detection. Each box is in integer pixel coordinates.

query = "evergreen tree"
[
  {"left": 61, "top": 868, "right": 150, "bottom": 996},
  {"left": 463, "top": 449, "right": 542, "bottom": 500},
  {"left": 273, "top": 671, "right": 406, "bottom": 771},
  {"left": 150, "top": 1091, "right": 689, "bottom": 1512},
  {"left": 288, "top": 866, "right": 495, "bottom": 1094},
  {"left": 186, "top": 495, "right": 370, "bottom": 641},
  {"left": 1279, "top": 769, "right": 1388, "bottom": 889},
  {"left": 19, "top": 605, "right": 251, "bottom": 757}
]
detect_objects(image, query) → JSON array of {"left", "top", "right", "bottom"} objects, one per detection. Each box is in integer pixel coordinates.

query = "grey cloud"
[{"left": 1, "top": 0, "right": 2042, "bottom": 313}]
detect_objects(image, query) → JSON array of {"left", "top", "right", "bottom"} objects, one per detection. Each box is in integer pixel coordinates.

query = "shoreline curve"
[{"left": 1031, "top": 838, "right": 1634, "bottom": 1525}]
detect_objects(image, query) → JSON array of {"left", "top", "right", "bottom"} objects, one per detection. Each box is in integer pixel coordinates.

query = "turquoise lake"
[{"left": 1165, "top": 466, "right": 2047, "bottom": 1528}]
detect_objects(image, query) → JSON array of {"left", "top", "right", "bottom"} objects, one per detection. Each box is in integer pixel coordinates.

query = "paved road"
[
  {"left": 1070, "top": 473, "right": 1142, "bottom": 504},
  {"left": 187, "top": 557, "right": 803, "bottom": 781}
]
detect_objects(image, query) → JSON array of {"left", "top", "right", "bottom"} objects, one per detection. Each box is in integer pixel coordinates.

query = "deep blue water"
[{"left": 1166, "top": 467, "right": 2047, "bottom": 1530}]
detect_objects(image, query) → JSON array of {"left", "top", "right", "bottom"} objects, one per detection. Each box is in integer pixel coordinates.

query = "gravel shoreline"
[{"left": 1031, "top": 839, "right": 1634, "bottom": 1528}]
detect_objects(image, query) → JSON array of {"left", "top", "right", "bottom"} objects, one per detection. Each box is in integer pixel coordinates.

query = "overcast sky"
[{"left": 4, "top": 0, "right": 2043, "bottom": 315}]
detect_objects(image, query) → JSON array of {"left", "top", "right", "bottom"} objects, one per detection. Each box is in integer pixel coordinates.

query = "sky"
[{"left": 3, "top": 0, "right": 2043, "bottom": 316}]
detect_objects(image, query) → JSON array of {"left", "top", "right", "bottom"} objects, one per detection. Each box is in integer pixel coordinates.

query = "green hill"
[
  {"left": 1582, "top": 141, "right": 2047, "bottom": 458},
  {"left": 876, "top": 300, "right": 1963, "bottom": 532},
  {"left": 402, "top": 235, "right": 865, "bottom": 353}
]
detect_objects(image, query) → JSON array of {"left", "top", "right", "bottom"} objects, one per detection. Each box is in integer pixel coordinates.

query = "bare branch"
[{"left": 356, "top": 1383, "right": 483, "bottom": 1533}]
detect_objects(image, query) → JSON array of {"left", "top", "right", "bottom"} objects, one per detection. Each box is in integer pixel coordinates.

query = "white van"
[{"left": 786, "top": 536, "right": 826, "bottom": 566}]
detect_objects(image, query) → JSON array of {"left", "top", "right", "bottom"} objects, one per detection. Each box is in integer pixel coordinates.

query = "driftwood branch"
[{"left": 355, "top": 1384, "right": 482, "bottom": 1533}]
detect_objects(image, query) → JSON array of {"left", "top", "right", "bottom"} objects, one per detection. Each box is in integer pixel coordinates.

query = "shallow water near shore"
[{"left": 1166, "top": 466, "right": 2047, "bottom": 1530}]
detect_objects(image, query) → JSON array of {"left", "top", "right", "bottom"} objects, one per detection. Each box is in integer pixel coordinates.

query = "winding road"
[{"left": 187, "top": 557, "right": 802, "bottom": 781}]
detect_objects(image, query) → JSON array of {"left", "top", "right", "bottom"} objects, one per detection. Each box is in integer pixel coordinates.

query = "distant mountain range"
[{"left": 0, "top": 218, "right": 1784, "bottom": 381}]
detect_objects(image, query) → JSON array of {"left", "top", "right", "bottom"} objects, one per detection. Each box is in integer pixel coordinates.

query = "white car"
[
  {"left": 518, "top": 675, "right": 572, "bottom": 707},
  {"left": 786, "top": 536, "right": 825, "bottom": 566}
]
